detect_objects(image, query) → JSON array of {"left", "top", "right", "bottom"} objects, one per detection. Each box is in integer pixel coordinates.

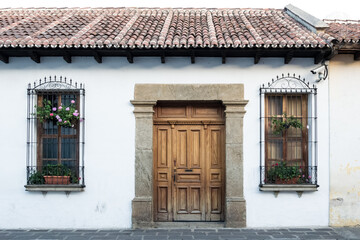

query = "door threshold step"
[{"left": 153, "top": 222, "right": 225, "bottom": 229}]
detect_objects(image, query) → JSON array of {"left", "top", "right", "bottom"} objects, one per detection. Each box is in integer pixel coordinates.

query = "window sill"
[
  {"left": 24, "top": 184, "right": 85, "bottom": 193},
  {"left": 259, "top": 184, "right": 318, "bottom": 197}
]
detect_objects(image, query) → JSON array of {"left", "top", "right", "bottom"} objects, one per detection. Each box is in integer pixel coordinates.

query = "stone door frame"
[{"left": 131, "top": 84, "right": 248, "bottom": 228}]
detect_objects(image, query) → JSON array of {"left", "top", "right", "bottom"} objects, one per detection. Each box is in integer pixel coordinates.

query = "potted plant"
[
  {"left": 28, "top": 170, "right": 45, "bottom": 185},
  {"left": 266, "top": 162, "right": 302, "bottom": 184},
  {"left": 42, "top": 164, "right": 72, "bottom": 185},
  {"left": 271, "top": 113, "right": 302, "bottom": 135},
  {"left": 34, "top": 99, "right": 80, "bottom": 128}
]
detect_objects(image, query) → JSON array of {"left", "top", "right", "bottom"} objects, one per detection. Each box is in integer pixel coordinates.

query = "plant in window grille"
[
  {"left": 34, "top": 99, "right": 80, "bottom": 128},
  {"left": 259, "top": 74, "right": 318, "bottom": 186},
  {"left": 26, "top": 76, "right": 85, "bottom": 187}
]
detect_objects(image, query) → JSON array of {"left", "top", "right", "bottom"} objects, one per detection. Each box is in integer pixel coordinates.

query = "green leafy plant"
[
  {"left": 266, "top": 162, "right": 302, "bottom": 183},
  {"left": 43, "top": 164, "right": 72, "bottom": 176},
  {"left": 28, "top": 171, "right": 45, "bottom": 184},
  {"left": 271, "top": 113, "right": 302, "bottom": 135},
  {"left": 28, "top": 165, "right": 81, "bottom": 184},
  {"left": 70, "top": 175, "right": 80, "bottom": 184},
  {"left": 43, "top": 164, "right": 80, "bottom": 183},
  {"left": 34, "top": 99, "right": 80, "bottom": 128}
]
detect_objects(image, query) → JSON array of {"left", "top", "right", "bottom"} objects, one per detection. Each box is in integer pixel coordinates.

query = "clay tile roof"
[
  {"left": 322, "top": 20, "right": 360, "bottom": 43},
  {"left": 0, "top": 7, "right": 330, "bottom": 49}
]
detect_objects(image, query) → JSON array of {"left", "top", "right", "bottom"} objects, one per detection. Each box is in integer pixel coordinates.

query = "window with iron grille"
[
  {"left": 26, "top": 76, "right": 85, "bottom": 189},
  {"left": 259, "top": 74, "right": 318, "bottom": 187}
]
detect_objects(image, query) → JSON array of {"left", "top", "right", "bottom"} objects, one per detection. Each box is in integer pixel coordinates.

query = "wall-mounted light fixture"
[{"left": 311, "top": 61, "right": 329, "bottom": 82}]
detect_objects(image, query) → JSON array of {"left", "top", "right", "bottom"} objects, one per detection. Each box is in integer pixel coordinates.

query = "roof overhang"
[
  {"left": 335, "top": 43, "right": 360, "bottom": 60},
  {"left": 0, "top": 47, "right": 332, "bottom": 64}
]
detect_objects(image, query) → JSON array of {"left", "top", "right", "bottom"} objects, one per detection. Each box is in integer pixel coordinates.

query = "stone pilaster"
[
  {"left": 130, "top": 100, "right": 156, "bottom": 228},
  {"left": 131, "top": 85, "right": 248, "bottom": 228},
  {"left": 223, "top": 101, "right": 248, "bottom": 228}
]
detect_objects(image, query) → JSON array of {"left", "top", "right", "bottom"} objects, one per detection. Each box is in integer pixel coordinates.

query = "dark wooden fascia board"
[
  {"left": 93, "top": 52, "right": 102, "bottom": 63},
  {"left": 63, "top": 52, "right": 72, "bottom": 63},
  {"left": 330, "top": 42, "right": 360, "bottom": 60},
  {"left": 331, "top": 48, "right": 360, "bottom": 61},
  {"left": 0, "top": 53, "right": 9, "bottom": 63},
  {"left": 325, "top": 48, "right": 338, "bottom": 60},
  {"left": 284, "top": 50, "right": 294, "bottom": 64},
  {"left": 354, "top": 51, "right": 360, "bottom": 61},
  {"left": 221, "top": 52, "right": 226, "bottom": 64},
  {"left": 254, "top": 51, "right": 262, "bottom": 64},
  {"left": 314, "top": 51, "right": 326, "bottom": 64},
  {"left": 30, "top": 51, "right": 40, "bottom": 63},
  {"left": 0, "top": 47, "right": 331, "bottom": 64},
  {"left": 126, "top": 51, "right": 134, "bottom": 63},
  {"left": 190, "top": 50, "right": 195, "bottom": 64},
  {"left": 161, "top": 51, "right": 165, "bottom": 64},
  {"left": 338, "top": 42, "right": 360, "bottom": 51}
]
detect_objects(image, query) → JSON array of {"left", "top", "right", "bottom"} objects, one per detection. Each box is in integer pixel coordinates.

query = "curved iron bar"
[
  {"left": 260, "top": 73, "right": 317, "bottom": 91},
  {"left": 28, "top": 76, "right": 84, "bottom": 91},
  {"left": 26, "top": 75, "right": 85, "bottom": 187},
  {"left": 259, "top": 73, "right": 318, "bottom": 188}
]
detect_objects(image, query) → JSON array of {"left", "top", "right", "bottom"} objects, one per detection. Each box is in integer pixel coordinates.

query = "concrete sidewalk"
[{"left": 0, "top": 227, "right": 359, "bottom": 240}]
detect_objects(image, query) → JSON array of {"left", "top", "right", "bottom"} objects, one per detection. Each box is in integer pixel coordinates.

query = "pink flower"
[
  {"left": 64, "top": 121, "right": 67, "bottom": 123},
  {"left": 58, "top": 106, "right": 62, "bottom": 110},
  {"left": 308, "top": 176, "right": 311, "bottom": 179},
  {"left": 66, "top": 107, "right": 70, "bottom": 111},
  {"left": 302, "top": 175, "right": 305, "bottom": 178},
  {"left": 275, "top": 163, "right": 278, "bottom": 166},
  {"left": 71, "top": 100, "right": 75, "bottom": 104},
  {"left": 58, "top": 119, "right": 62, "bottom": 122},
  {"left": 49, "top": 113, "right": 54, "bottom": 117},
  {"left": 52, "top": 107, "right": 57, "bottom": 111},
  {"left": 73, "top": 112, "right": 79, "bottom": 117},
  {"left": 56, "top": 115, "right": 60, "bottom": 119}
]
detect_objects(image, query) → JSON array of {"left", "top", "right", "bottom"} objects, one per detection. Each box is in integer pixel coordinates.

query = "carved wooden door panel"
[
  {"left": 173, "top": 125, "right": 206, "bottom": 221},
  {"left": 153, "top": 103, "right": 225, "bottom": 222},
  {"left": 153, "top": 125, "right": 172, "bottom": 221},
  {"left": 205, "top": 125, "right": 225, "bottom": 221}
]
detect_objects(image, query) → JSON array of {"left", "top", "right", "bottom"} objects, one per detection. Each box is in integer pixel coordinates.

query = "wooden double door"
[{"left": 153, "top": 103, "right": 225, "bottom": 222}]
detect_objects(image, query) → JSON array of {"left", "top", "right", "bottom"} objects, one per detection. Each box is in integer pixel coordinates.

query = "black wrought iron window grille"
[
  {"left": 26, "top": 76, "right": 85, "bottom": 186},
  {"left": 259, "top": 73, "right": 318, "bottom": 186}
]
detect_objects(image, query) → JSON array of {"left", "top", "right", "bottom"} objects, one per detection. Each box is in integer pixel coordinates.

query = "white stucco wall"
[
  {"left": 0, "top": 56, "right": 329, "bottom": 228},
  {"left": 329, "top": 54, "right": 360, "bottom": 226}
]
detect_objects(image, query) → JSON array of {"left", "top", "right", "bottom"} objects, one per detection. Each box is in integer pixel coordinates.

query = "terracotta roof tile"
[
  {"left": 322, "top": 20, "right": 360, "bottom": 43},
  {"left": 0, "top": 7, "right": 330, "bottom": 49}
]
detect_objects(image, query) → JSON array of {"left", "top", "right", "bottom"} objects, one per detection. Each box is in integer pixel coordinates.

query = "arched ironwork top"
[
  {"left": 260, "top": 73, "right": 316, "bottom": 94},
  {"left": 27, "top": 76, "right": 84, "bottom": 93}
]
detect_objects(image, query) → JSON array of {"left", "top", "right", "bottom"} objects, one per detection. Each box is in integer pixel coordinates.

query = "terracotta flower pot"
[
  {"left": 44, "top": 176, "right": 70, "bottom": 184},
  {"left": 275, "top": 177, "right": 299, "bottom": 184}
]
